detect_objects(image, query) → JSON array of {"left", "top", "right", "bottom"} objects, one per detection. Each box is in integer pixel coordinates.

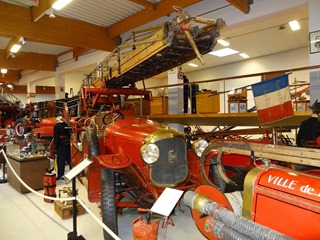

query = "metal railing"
[{"left": 0, "top": 86, "right": 22, "bottom": 106}]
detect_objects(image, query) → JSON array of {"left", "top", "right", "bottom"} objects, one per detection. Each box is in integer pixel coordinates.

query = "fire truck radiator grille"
[{"left": 151, "top": 138, "right": 188, "bottom": 186}]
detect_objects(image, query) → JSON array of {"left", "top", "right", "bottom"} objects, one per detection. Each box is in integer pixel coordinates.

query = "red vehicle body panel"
[{"left": 251, "top": 167, "right": 320, "bottom": 239}]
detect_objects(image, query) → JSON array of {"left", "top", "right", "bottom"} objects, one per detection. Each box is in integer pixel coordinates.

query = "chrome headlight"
[
  {"left": 191, "top": 139, "right": 208, "bottom": 157},
  {"left": 141, "top": 143, "right": 160, "bottom": 164}
]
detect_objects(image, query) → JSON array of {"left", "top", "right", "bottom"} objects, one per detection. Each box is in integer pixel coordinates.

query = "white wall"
[
  {"left": 213, "top": 47, "right": 308, "bottom": 113},
  {"left": 64, "top": 72, "right": 88, "bottom": 97},
  {"left": 139, "top": 47, "right": 309, "bottom": 114}
]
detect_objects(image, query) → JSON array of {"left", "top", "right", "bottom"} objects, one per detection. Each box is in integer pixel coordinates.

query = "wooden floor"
[{"left": 148, "top": 111, "right": 311, "bottom": 127}]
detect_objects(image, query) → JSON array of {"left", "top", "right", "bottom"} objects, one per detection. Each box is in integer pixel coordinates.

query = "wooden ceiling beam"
[
  {"left": 72, "top": 48, "right": 92, "bottom": 61},
  {"left": 4, "top": 36, "right": 23, "bottom": 59},
  {"left": 106, "top": 0, "right": 203, "bottom": 39},
  {"left": 31, "top": 0, "right": 56, "bottom": 22},
  {"left": 0, "top": 70, "right": 21, "bottom": 83},
  {"left": 226, "top": 0, "right": 251, "bottom": 14},
  {"left": 129, "top": 0, "right": 156, "bottom": 10},
  {"left": 0, "top": 50, "right": 57, "bottom": 71},
  {"left": 0, "top": 1, "right": 118, "bottom": 52}
]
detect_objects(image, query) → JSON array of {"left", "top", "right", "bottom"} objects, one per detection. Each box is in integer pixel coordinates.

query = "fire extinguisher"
[
  {"left": 44, "top": 167, "right": 57, "bottom": 203},
  {"left": 132, "top": 208, "right": 160, "bottom": 240}
]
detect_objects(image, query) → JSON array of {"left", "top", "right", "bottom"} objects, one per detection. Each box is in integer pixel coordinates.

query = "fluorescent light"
[
  {"left": 1, "top": 69, "right": 8, "bottom": 74},
  {"left": 10, "top": 43, "right": 21, "bottom": 53},
  {"left": 239, "top": 53, "right": 249, "bottom": 58},
  {"left": 289, "top": 20, "right": 300, "bottom": 31},
  {"left": 188, "top": 63, "right": 198, "bottom": 68},
  {"left": 217, "top": 39, "right": 230, "bottom": 47},
  {"left": 52, "top": 0, "right": 72, "bottom": 10},
  {"left": 209, "top": 48, "right": 239, "bottom": 57}
]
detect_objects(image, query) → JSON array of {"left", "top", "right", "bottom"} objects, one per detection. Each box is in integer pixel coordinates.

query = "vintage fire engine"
[
  {"left": 66, "top": 7, "right": 226, "bottom": 240},
  {"left": 183, "top": 141, "right": 320, "bottom": 239}
]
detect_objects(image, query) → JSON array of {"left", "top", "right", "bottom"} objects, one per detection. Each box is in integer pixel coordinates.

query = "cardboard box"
[{"left": 54, "top": 201, "right": 85, "bottom": 219}]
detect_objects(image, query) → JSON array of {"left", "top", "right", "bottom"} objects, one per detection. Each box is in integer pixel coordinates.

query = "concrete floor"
[{"left": 0, "top": 164, "right": 206, "bottom": 240}]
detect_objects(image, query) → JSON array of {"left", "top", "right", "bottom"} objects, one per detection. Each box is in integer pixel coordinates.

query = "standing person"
[
  {"left": 183, "top": 74, "right": 190, "bottom": 113},
  {"left": 30, "top": 105, "right": 40, "bottom": 125},
  {"left": 296, "top": 99, "right": 320, "bottom": 147},
  {"left": 54, "top": 116, "right": 71, "bottom": 180}
]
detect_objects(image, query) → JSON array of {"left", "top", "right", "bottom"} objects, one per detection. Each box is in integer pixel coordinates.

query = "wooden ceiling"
[{"left": 0, "top": 0, "right": 251, "bottom": 83}]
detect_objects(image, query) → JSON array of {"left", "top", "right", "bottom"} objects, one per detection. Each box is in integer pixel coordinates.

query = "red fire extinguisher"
[
  {"left": 44, "top": 167, "right": 56, "bottom": 203},
  {"left": 132, "top": 208, "right": 160, "bottom": 240}
]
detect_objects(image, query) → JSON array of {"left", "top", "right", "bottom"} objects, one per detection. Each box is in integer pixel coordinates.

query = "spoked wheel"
[
  {"left": 101, "top": 168, "right": 118, "bottom": 240},
  {"left": 102, "top": 111, "right": 124, "bottom": 125},
  {"left": 14, "top": 118, "right": 30, "bottom": 137}
]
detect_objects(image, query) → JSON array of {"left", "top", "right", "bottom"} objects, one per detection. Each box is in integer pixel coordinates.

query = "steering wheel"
[{"left": 102, "top": 110, "right": 124, "bottom": 125}]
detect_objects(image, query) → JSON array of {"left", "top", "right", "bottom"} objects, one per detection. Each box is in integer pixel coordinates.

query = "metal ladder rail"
[{"left": 0, "top": 86, "right": 22, "bottom": 106}]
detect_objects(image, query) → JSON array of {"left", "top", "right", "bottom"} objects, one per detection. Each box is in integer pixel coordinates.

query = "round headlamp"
[
  {"left": 191, "top": 139, "right": 208, "bottom": 157},
  {"left": 141, "top": 143, "right": 160, "bottom": 164}
]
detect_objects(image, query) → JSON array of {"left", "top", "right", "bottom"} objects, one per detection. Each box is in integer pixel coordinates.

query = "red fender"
[
  {"left": 94, "top": 154, "right": 132, "bottom": 169},
  {"left": 87, "top": 154, "right": 133, "bottom": 202}
]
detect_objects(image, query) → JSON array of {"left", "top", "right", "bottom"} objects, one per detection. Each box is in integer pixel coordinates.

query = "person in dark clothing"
[
  {"left": 183, "top": 74, "right": 190, "bottom": 113},
  {"left": 296, "top": 99, "right": 320, "bottom": 147},
  {"left": 54, "top": 116, "right": 72, "bottom": 180},
  {"left": 30, "top": 105, "right": 40, "bottom": 125}
]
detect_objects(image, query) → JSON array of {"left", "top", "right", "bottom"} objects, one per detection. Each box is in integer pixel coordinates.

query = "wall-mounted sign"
[{"left": 309, "top": 30, "right": 320, "bottom": 54}]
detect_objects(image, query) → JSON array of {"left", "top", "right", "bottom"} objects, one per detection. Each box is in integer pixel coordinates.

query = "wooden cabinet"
[
  {"left": 150, "top": 96, "right": 168, "bottom": 115},
  {"left": 7, "top": 154, "right": 50, "bottom": 193},
  {"left": 150, "top": 93, "right": 220, "bottom": 114},
  {"left": 196, "top": 91, "right": 220, "bottom": 113},
  {"left": 126, "top": 99, "right": 151, "bottom": 115},
  {"left": 228, "top": 100, "right": 247, "bottom": 113},
  {"left": 228, "top": 89, "right": 247, "bottom": 113},
  {"left": 293, "top": 100, "right": 310, "bottom": 111}
]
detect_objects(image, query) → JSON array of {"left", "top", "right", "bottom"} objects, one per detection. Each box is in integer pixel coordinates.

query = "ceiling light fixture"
[
  {"left": 289, "top": 20, "right": 300, "bottom": 31},
  {"left": 217, "top": 39, "right": 230, "bottom": 47},
  {"left": 239, "top": 53, "right": 249, "bottom": 58},
  {"left": 9, "top": 37, "right": 25, "bottom": 54},
  {"left": 188, "top": 63, "right": 198, "bottom": 68},
  {"left": 209, "top": 48, "right": 239, "bottom": 57},
  {"left": 10, "top": 44, "right": 22, "bottom": 53},
  {"left": 6, "top": 83, "right": 14, "bottom": 90},
  {"left": 1, "top": 69, "right": 8, "bottom": 74},
  {"left": 49, "top": 9, "right": 56, "bottom": 19},
  {"left": 52, "top": 0, "right": 72, "bottom": 10}
]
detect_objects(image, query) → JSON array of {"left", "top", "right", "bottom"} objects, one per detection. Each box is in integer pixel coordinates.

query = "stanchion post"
[
  {"left": 64, "top": 159, "right": 93, "bottom": 240},
  {"left": 0, "top": 151, "right": 7, "bottom": 184},
  {"left": 0, "top": 162, "right": 7, "bottom": 183},
  {"left": 67, "top": 177, "right": 85, "bottom": 240}
]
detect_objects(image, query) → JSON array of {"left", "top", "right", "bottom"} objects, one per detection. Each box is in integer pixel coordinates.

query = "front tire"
[{"left": 101, "top": 168, "right": 118, "bottom": 240}]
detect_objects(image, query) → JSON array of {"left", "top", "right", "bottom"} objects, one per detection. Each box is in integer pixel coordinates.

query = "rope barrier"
[
  {"left": 1, "top": 149, "right": 122, "bottom": 240},
  {"left": 77, "top": 198, "right": 121, "bottom": 240}
]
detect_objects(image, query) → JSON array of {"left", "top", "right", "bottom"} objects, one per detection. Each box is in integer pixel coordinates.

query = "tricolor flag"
[{"left": 252, "top": 75, "right": 293, "bottom": 124}]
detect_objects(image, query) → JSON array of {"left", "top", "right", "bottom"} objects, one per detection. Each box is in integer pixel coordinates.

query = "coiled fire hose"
[{"left": 183, "top": 190, "right": 294, "bottom": 240}]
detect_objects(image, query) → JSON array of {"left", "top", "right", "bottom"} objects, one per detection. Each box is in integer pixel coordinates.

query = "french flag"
[{"left": 252, "top": 75, "right": 293, "bottom": 124}]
